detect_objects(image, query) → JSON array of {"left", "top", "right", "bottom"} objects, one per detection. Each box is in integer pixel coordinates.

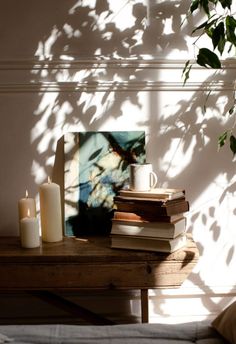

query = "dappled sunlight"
[
  {"left": 31, "top": 160, "right": 47, "bottom": 184},
  {"left": 160, "top": 137, "right": 197, "bottom": 179},
  {"left": 35, "top": 26, "right": 61, "bottom": 61},
  {"left": 186, "top": 173, "right": 236, "bottom": 297},
  {"left": 31, "top": 93, "right": 59, "bottom": 144},
  {"left": 10, "top": 0, "right": 234, "bottom": 322}
]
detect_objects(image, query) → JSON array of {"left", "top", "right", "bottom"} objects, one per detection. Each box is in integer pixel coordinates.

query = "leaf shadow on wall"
[
  {"left": 12, "top": 0, "right": 236, "bottom": 322},
  {"left": 148, "top": 65, "right": 236, "bottom": 319}
]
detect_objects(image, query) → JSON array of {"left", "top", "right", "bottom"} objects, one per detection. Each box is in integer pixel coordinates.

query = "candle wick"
[{"left": 25, "top": 190, "right": 29, "bottom": 198}]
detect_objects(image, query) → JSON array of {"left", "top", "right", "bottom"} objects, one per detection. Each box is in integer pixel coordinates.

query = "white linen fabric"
[
  {"left": 0, "top": 321, "right": 226, "bottom": 344},
  {"left": 0, "top": 333, "right": 13, "bottom": 343}
]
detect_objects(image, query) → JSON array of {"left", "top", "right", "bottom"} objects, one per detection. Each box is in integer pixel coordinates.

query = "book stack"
[{"left": 110, "top": 188, "right": 189, "bottom": 253}]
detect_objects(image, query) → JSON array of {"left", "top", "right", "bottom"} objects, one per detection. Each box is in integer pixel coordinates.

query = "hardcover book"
[
  {"left": 110, "top": 233, "right": 187, "bottom": 253},
  {"left": 113, "top": 211, "right": 184, "bottom": 223},
  {"left": 118, "top": 188, "right": 185, "bottom": 200},
  {"left": 114, "top": 197, "right": 190, "bottom": 216},
  {"left": 111, "top": 217, "right": 186, "bottom": 239},
  {"left": 64, "top": 131, "right": 146, "bottom": 236}
]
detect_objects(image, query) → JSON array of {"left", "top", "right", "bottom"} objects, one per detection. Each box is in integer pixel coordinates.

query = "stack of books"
[{"left": 110, "top": 188, "right": 189, "bottom": 253}]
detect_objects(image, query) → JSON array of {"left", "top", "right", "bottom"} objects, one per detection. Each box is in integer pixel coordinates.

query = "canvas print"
[{"left": 64, "top": 131, "right": 146, "bottom": 236}]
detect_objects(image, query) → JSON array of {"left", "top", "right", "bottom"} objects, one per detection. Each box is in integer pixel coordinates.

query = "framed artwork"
[{"left": 64, "top": 131, "right": 146, "bottom": 236}]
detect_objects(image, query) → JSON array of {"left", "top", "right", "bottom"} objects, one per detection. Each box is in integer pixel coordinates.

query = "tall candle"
[
  {"left": 18, "top": 190, "right": 36, "bottom": 220},
  {"left": 20, "top": 214, "right": 40, "bottom": 248},
  {"left": 39, "top": 177, "right": 63, "bottom": 242}
]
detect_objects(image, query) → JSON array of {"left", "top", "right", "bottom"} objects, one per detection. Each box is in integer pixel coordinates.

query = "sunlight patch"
[
  {"left": 163, "top": 18, "right": 174, "bottom": 35},
  {"left": 60, "top": 55, "right": 74, "bottom": 61},
  {"left": 161, "top": 137, "right": 196, "bottom": 178},
  {"left": 106, "top": 0, "right": 139, "bottom": 30},
  {"left": 37, "top": 131, "right": 52, "bottom": 154},
  {"left": 31, "top": 160, "right": 47, "bottom": 184},
  {"left": 63, "top": 23, "right": 74, "bottom": 38},
  {"left": 31, "top": 93, "right": 59, "bottom": 143},
  {"left": 35, "top": 26, "right": 61, "bottom": 60}
]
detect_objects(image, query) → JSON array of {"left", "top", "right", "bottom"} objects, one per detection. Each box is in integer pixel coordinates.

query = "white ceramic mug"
[{"left": 129, "top": 163, "right": 158, "bottom": 191}]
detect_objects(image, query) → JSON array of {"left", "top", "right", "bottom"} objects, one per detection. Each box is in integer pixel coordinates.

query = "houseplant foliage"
[{"left": 183, "top": 0, "right": 236, "bottom": 155}]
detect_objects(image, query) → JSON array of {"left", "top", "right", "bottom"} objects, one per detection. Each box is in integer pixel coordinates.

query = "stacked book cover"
[{"left": 110, "top": 188, "right": 189, "bottom": 253}]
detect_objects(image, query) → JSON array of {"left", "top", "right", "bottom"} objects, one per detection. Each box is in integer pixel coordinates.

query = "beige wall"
[{"left": 0, "top": 0, "right": 236, "bottom": 322}]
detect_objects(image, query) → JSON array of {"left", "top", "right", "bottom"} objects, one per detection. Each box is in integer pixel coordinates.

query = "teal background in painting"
[{"left": 65, "top": 131, "right": 145, "bottom": 236}]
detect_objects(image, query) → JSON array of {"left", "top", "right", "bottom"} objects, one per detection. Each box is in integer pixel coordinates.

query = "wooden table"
[{"left": 0, "top": 235, "right": 198, "bottom": 324}]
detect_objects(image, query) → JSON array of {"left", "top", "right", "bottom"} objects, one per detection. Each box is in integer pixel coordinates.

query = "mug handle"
[{"left": 150, "top": 171, "right": 158, "bottom": 189}]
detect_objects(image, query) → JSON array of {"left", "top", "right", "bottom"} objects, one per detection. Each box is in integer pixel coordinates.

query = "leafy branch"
[{"left": 183, "top": 0, "right": 236, "bottom": 155}]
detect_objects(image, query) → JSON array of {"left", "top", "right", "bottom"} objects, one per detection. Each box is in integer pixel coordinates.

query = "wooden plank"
[
  {"left": 0, "top": 261, "right": 197, "bottom": 290},
  {"left": 0, "top": 235, "right": 198, "bottom": 290},
  {"left": 0, "top": 235, "right": 199, "bottom": 324},
  {"left": 0, "top": 235, "right": 199, "bottom": 263},
  {"left": 141, "top": 289, "right": 149, "bottom": 323}
]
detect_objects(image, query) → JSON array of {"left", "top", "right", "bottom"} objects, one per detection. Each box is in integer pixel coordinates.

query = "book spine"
[
  {"left": 113, "top": 211, "right": 182, "bottom": 223},
  {"left": 114, "top": 195, "right": 164, "bottom": 204},
  {"left": 111, "top": 224, "right": 175, "bottom": 238},
  {"left": 111, "top": 217, "right": 186, "bottom": 238},
  {"left": 114, "top": 200, "right": 189, "bottom": 216},
  {"left": 123, "top": 196, "right": 185, "bottom": 202},
  {"left": 110, "top": 234, "right": 187, "bottom": 253}
]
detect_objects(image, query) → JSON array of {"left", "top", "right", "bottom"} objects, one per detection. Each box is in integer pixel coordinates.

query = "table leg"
[{"left": 140, "top": 289, "right": 149, "bottom": 323}]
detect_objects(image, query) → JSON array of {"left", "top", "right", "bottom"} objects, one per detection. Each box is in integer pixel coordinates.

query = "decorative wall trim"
[
  {"left": 0, "top": 81, "right": 234, "bottom": 93},
  {"left": 0, "top": 58, "right": 235, "bottom": 92},
  {"left": 0, "top": 58, "right": 190, "bottom": 70},
  {"left": 0, "top": 57, "right": 235, "bottom": 70}
]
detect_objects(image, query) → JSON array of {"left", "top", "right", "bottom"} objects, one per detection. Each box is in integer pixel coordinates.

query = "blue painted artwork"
[{"left": 64, "top": 131, "right": 146, "bottom": 236}]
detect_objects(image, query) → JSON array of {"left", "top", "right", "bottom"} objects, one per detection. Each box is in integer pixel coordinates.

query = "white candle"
[
  {"left": 39, "top": 177, "right": 63, "bottom": 242},
  {"left": 20, "top": 215, "right": 40, "bottom": 248},
  {"left": 18, "top": 190, "right": 36, "bottom": 220}
]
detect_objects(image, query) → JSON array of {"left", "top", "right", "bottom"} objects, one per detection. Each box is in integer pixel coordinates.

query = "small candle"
[
  {"left": 20, "top": 212, "right": 40, "bottom": 248},
  {"left": 39, "top": 177, "right": 63, "bottom": 242},
  {"left": 18, "top": 190, "right": 36, "bottom": 221}
]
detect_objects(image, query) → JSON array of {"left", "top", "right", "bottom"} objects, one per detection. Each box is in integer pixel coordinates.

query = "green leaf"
[
  {"left": 182, "top": 60, "right": 192, "bottom": 85},
  {"left": 190, "top": 0, "right": 200, "bottom": 13},
  {"left": 218, "top": 35, "right": 226, "bottom": 54},
  {"left": 227, "top": 43, "right": 234, "bottom": 53},
  {"left": 192, "top": 20, "right": 208, "bottom": 34},
  {"left": 200, "top": 0, "right": 210, "bottom": 15},
  {"left": 230, "top": 135, "right": 236, "bottom": 155},
  {"left": 206, "top": 27, "right": 214, "bottom": 38},
  {"left": 197, "top": 48, "right": 221, "bottom": 68},
  {"left": 227, "top": 15, "right": 236, "bottom": 27},
  {"left": 218, "top": 131, "right": 228, "bottom": 148},
  {"left": 218, "top": 131, "right": 228, "bottom": 149},
  {"left": 226, "top": 16, "right": 236, "bottom": 46},
  {"left": 182, "top": 60, "right": 190, "bottom": 75},
  {"left": 192, "top": 16, "right": 217, "bottom": 34},
  {"left": 212, "top": 22, "right": 225, "bottom": 54},
  {"left": 229, "top": 104, "right": 235, "bottom": 115},
  {"left": 219, "top": 0, "right": 232, "bottom": 10}
]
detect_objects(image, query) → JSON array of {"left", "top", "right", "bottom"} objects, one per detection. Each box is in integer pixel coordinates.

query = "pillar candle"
[
  {"left": 39, "top": 177, "right": 63, "bottom": 242},
  {"left": 18, "top": 190, "right": 36, "bottom": 220},
  {"left": 20, "top": 216, "right": 40, "bottom": 248}
]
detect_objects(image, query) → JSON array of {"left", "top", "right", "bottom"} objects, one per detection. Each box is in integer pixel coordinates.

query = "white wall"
[{"left": 1, "top": 0, "right": 236, "bottom": 322}]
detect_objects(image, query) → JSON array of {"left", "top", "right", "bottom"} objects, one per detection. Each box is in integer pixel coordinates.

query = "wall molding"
[
  {"left": 0, "top": 58, "right": 235, "bottom": 93},
  {"left": 0, "top": 58, "right": 190, "bottom": 70},
  {"left": 0, "top": 81, "right": 234, "bottom": 93},
  {"left": 0, "top": 57, "right": 235, "bottom": 70}
]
